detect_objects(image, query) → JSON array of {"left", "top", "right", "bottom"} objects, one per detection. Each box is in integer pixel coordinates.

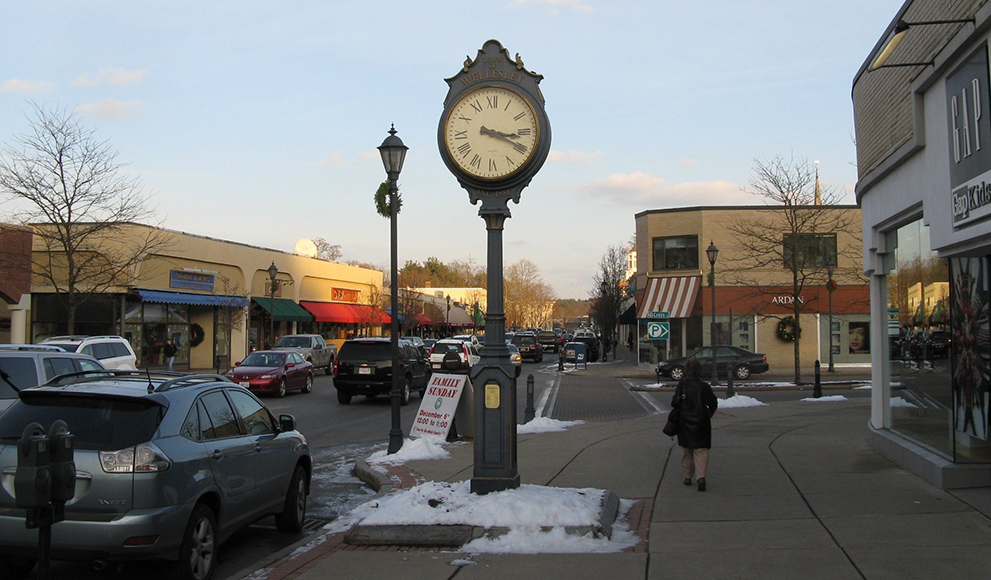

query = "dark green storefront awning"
[{"left": 252, "top": 298, "right": 313, "bottom": 322}]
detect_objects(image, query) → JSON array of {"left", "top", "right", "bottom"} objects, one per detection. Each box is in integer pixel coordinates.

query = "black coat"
[{"left": 671, "top": 377, "right": 718, "bottom": 449}]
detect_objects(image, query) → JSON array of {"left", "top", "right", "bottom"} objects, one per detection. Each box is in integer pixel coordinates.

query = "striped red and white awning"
[{"left": 636, "top": 276, "right": 701, "bottom": 319}]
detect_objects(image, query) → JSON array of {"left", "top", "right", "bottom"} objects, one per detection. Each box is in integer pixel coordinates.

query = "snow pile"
[
  {"left": 518, "top": 417, "right": 584, "bottom": 434},
  {"left": 719, "top": 394, "right": 768, "bottom": 408},
  {"left": 801, "top": 395, "right": 848, "bottom": 402},
  {"left": 366, "top": 438, "right": 450, "bottom": 465},
  {"left": 891, "top": 396, "right": 918, "bottom": 408}
]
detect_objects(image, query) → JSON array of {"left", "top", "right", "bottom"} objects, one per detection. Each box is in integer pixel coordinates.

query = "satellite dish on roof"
[{"left": 294, "top": 238, "right": 318, "bottom": 258}]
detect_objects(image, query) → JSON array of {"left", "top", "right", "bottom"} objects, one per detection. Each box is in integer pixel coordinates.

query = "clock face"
[{"left": 443, "top": 86, "right": 539, "bottom": 180}]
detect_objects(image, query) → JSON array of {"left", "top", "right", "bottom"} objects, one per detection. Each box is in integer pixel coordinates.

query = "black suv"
[
  {"left": 332, "top": 338, "right": 431, "bottom": 405},
  {"left": 536, "top": 330, "right": 559, "bottom": 353},
  {"left": 571, "top": 334, "right": 601, "bottom": 363},
  {"left": 927, "top": 329, "right": 950, "bottom": 359},
  {"left": 511, "top": 332, "right": 543, "bottom": 362}
]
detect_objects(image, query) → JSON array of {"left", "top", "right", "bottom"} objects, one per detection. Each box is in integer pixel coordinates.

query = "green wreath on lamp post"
[{"left": 776, "top": 316, "right": 801, "bottom": 342}]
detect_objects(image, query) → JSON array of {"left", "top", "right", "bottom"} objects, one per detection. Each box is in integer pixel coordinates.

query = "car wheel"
[
  {"left": 734, "top": 365, "right": 751, "bottom": 380},
  {"left": 326, "top": 358, "right": 334, "bottom": 375},
  {"left": 0, "top": 556, "right": 36, "bottom": 579},
  {"left": 400, "top": 376, "right": 411, "bottom": 406},
  {"left": 277, "top": 378, "right": 287, "bottom": 398},
  {"left": 275, "top": 465, "right": 307, "bottom": 533},
  {"left": 669, "top": 366, "right": 685, "bottom": 380},
  {"left": 337, "top": 389, "right": 352, "bottom": 405},
  {"left": 302, "top": 375, "right": 313, "bottom": 394},
  {"left": 167, "top": 504, "right": 217, "bottom": 580}
]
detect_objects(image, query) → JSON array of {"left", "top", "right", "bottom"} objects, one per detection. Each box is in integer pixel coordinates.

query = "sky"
[{"left": 0, "top": 0, "right": 904, "bottom": 299}]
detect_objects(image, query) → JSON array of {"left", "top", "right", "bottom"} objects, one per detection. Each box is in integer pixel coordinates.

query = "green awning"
[{"left": 252, "top": 298, "right": 313, "bottom": 322}]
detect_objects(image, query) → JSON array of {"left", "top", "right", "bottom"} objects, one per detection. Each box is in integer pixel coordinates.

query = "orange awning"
[
  {"left": 635, "top": 276, "right": 701, "bottom": 319},
  {"left": 300, "top": 301, "right": 390, "bottom": 324}
]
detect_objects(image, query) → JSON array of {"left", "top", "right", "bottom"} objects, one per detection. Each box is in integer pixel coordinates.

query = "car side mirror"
[
  {"left": 285, "top": 363, "right": 295, "bottom": 369},
  {"left": 279, "top": 414, "right": 296, "bottom": 432}
]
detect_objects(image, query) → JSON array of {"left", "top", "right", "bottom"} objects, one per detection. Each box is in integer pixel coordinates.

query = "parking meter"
[
  {"left": 14, "top": 423, "right": 51, "bottom": 510},
  {"left": 48, "top": 420, "right": 76, "bottom": 508}
]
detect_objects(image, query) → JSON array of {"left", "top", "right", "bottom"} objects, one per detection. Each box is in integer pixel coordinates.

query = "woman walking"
[{"left": 672, "top": 358, "right": 718, "bottom": 491}]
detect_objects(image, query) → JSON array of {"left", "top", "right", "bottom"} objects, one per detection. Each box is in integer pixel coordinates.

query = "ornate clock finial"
[
  {"left": 463, "top": 55, "right": 473, "bottom": 72},
  {"left": 515, "top": 53, "right": 525, "bottom": 70}
]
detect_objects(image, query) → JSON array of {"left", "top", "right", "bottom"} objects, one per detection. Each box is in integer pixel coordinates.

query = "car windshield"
[
  {"left": 276, "top": 337, "right": 310, "bottom": 348},
  {"left": 513, "top": 336, "right": 536, "bottom": 346},
  {"left": 339, "top": 341, "right": 390, "bottom": 358},
  {"left": 0, "top": 357, "right": 39, "bottom": 393},
  {"left": 0, "top": 394, "right": 163, "bottom": 451},
  {"left": 241, "top": 352, "right": 286, "bottom": 367},
  {"left": 433, "top": 343, "right": 463, "bottom": 355},
  {"left": 38, "top": 342, "right": 77, "bottom": 353}
]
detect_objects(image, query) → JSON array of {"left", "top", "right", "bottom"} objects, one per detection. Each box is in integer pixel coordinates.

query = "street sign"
[
  {"left": 410, "top": 373, "right": 467, "bottom": 439},
  {"left": 647, "top": 311, "right": 669, "bottom": 319},
  {"left": 647, "top": 321, "right": 670, "bottom": 341}
]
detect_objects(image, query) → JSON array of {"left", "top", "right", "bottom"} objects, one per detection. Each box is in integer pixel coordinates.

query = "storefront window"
[
  {"left": 651, "top": 236, "right": 699, "bottom": 271},
  {"left": 883, "top": 219, "right": 975, "bottom": 460}
]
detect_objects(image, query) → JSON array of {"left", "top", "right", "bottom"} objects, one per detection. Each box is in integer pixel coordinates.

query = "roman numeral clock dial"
[{"left": 443, "top": 86, "right": 539, "bottom": 180}]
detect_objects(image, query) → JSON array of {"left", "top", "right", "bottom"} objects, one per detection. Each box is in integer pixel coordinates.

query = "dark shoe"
[
  {"left": 683, "top": 478, "right": 692, "bottom": 486},
  {"left": 697, "top": 478, "right": 706, "bottom": 492}
]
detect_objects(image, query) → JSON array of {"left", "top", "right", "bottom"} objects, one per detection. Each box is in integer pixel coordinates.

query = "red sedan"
[{"left": 227, "top": 350, "right": 313, "bottom": 397}]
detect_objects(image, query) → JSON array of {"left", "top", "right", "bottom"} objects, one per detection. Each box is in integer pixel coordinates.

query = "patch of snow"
[
  {"left": 518, "top": 417, "right": 584, "bottom": 434},
  {"left": 719, "top": 394, "right": 768, "bottom": 408},
  {"left": 801, "top": 395, "right": 848, "bottom": 402},
  {"left": 449, "top": 558, "right": 476, "bottom": 566},
  {"left": 366, "top": 438, "right": 450, "bottom": 465},
  {"left": 890, "top": 396, "right": 918, "bottom": 408}
]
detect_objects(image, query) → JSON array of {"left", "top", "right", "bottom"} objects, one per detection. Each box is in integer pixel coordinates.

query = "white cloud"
[
  {"left": 321, "top": 152, "right": 345, "bottom": 166},
  {"left": 72, "top": 67, "right": 148, "bottom": 87},
  {"left": 359, "top": 150, "right": 380, "bottom": 161},
  {"left": 547, "top": 149, "right": 604, "bottom": 167},
  {"left": 512, "top": 0, "right": 594, "bottom": 13},
  {"left": 1, "top": 79, "right": 57, "bottom": 95},
  {"left": 577, "top": 171, "right": 753, "bottom": 207},
  {"left": 75, "top": 99, "right": 149, "bottom": 118}
]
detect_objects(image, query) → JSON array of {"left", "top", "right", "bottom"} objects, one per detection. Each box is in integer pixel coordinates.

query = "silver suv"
[
  {"left": 0, "top": 371, "right": 311, "bottom": 580},
  {"left": 0, "top": 345, "right": 106, "bottom": 417},
  {"left": 39, "top": 335, "right": 138, "bottom": 370}
]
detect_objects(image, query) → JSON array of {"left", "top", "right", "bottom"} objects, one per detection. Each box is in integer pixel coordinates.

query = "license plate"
[
  {"left": 239, "top": 381, "right": 250, "bottom": 388},
  {"left": 358, "top": 367, "right": 372, "bottom": 375},
  {"left": 432, "top": 363, "right": 441, "bottom": 369}
]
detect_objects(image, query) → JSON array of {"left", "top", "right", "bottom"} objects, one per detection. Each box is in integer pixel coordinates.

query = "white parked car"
[
  {"left": 429, "top": 339, "right": 480, "bottom": 374},
  {"left": 38, "top": 335, "right": 138, "bottom": 370}
]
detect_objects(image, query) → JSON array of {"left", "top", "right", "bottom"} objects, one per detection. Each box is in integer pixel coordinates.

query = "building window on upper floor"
[
  {"left": 783, "top": 233, "right": 837, "bottom": 270},
  {"left": 652, "top": 236, "right": 699, "bottom": 271}
]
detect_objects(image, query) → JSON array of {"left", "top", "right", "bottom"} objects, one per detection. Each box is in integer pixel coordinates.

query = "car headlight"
[{"left": 260, "top": 373, "right": 277, "bottom": 379}]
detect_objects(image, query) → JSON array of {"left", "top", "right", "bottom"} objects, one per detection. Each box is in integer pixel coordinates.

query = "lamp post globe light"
[
  {"left": 706, "top": 241, "right": 719, "bottom": 389},
  {"left": 267, "top": 262, "right": 279, "bottom": 349},
  {"left": 378, "top": 125, "right": 408, "bottom": 455}
]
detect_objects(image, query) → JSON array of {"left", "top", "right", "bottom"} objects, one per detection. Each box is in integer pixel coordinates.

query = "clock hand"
[{"left": 480, "top": 126, "right": 521, "bottom": 140}]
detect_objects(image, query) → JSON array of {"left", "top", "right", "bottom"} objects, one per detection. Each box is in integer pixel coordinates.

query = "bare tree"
[
  {"left": 505, "top": 259, "right": 556, "bottom": 329},
  {"left": 590, "top": 244, "right": 628, "bottom": 357},
  {"left": 313, "top": 237, "right": 342, "bottom": 261},
  {"left": 723, "top": 155, "right": 860, "bottom": 384},
  {"left": 0, "top": 104, "right": 173, "bottom": 332},
  {"left": 214, "top": 274, "right": 249, "bottom": 372}
]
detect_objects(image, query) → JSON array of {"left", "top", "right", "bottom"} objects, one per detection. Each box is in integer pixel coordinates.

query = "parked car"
[
  {"left": 536, "top": 330, "right": 559, "bottom": 353},
  {"left": 657, "top": 345, "right": 769, "bottom": 381},
  {"left": 226, "top": 350, "right": 314, "bottom": 397},
  {"left": 508, "top": 344, "right": 523, "bottom": 377},
  {"left": 401, "top": 336, "right": 428, "bottom": 356},
  {"left": 332, "top": 338, "right": 431, "bottom": 405},
  {"left": 570, "top": 333, "right": 601, "bottom": 362},
  {"left": 273, "top": 334, "right": 336, "bottom": 375},
  {"left": 926, "top": 329, "right": 950, "bottom": 359},
  {"left": 452, "top": 334, "right": 481, "bottom": 349},
  {"left": 0, "top": 371, "right": 310, "bottom": 580},
  {"left": 0, "top": 345, "right": 106, "bottom": 417},
  {"left": 511, "top": 332, "right": 543, "bottom": 362},
  {"left": 38, "top": 335, "right": 137, "bottom": 370},
  {"left": 428, "top": 338, "right": 480, "bottom": 374}
]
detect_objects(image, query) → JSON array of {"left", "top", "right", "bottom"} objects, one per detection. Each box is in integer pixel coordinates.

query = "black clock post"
[{"left": 437, "top": 40, "right": 551, "bottom": 495}]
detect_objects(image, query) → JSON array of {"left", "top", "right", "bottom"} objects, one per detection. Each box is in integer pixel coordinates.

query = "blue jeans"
[{"left": 166, "top": 356, "right": 175, "bottom": 371}]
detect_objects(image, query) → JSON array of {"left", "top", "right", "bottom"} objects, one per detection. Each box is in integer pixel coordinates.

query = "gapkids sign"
[{"left": 948, "top": 45, "right": 991, "bottom": 227}]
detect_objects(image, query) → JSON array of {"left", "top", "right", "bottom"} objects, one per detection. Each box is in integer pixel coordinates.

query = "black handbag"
[{"left": 663, "top": 385, "right": 681, "bottom": 436}]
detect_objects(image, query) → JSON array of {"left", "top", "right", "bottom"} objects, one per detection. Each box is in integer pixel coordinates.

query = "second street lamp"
[
  {"left": 378, "top": 125, "right": 408, "bottom": 455},
  {"left": 827, "top": 259, "right": 836, "bottom": 373},
  {"left": 706, "top": 241, "right": 719, "bottom": 389},
  {"left": 267, "top": 262, "right": 278, "bottom": 349}
]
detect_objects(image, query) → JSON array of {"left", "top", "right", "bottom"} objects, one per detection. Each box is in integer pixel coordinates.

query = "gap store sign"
[{"left": 948, "top": 44, "right": 991, "bottom": 227}]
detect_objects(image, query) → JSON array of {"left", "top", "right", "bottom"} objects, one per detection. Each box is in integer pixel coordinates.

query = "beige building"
[
  {"left": 633, "top": 206, "right": 867, "bottom": 372},
  {"left": 26, "top": 223, "right": 385, "bottom": 369}
]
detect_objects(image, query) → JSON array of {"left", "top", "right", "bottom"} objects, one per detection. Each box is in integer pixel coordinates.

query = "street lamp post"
[
  {"left": 446, "top": 295, "right": 451, "bottom": 337},
  {"left": 267, "top": 262, "right": 278, "bottom": 349},
  {"left": 600, "top": 281, "right": 608, "bottom": 362},
  {"left": 378, "top": 125, "right": 408, "bottom": 455},
  {"left": 827, "top": 259, "right": 836, "bottom": 373},
  {"left": 706, "top": 241, "right": 719, "bottom": 389}
]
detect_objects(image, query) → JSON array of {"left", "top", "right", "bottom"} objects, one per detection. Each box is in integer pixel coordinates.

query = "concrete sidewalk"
[{"left": 240, "top": 354, "right": 991, "bottom": 580}]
